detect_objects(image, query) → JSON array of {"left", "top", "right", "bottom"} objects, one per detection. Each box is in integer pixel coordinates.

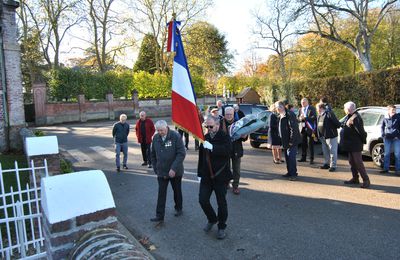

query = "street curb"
[{"left": 117, "top": 220, "right": 156, "bottom": 260}]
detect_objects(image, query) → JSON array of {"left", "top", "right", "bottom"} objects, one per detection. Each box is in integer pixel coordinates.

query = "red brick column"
[
  {"left": 78, "top": 94, "right": 86, "bottom": 122},
  {"left": 106, "top": 93, "right": 114, "bottom": 120},
  {"left": 33, "top": 83, "right": 47, "bottom": 126}
]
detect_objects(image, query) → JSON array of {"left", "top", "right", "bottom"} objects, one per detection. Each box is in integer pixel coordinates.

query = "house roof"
[{"left": 236, "top": 87, "right": 260, "bottom": 98}]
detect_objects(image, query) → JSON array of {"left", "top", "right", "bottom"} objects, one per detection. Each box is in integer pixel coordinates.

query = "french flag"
[
  {"left": 167, "top": 20, "right": 179, "bottom": 52},
  {"left": 167, "top": 20, "right": 204, "bottom": 141}
]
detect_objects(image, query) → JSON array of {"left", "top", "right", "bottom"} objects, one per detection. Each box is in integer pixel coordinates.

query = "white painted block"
[
  {"left": 25, "top": 136, "right": 59, "bottom": 156},
  {"left": 41, "top": 170, "right": 115, "bottom": 224}
]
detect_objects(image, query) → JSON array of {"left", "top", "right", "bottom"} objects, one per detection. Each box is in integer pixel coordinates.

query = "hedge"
[
  {"left": 45, "top": 68, "right": 205, "bottom": 101},
  {"left": 287, "top": 67, "right": 400, "bottom": 107}
]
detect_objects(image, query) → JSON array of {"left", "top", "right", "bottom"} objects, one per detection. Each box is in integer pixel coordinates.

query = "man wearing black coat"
[
  {"left": 275, "top": 101, "right": 302, "bottom": 181},
  {"left": 297, "top": 98, "right": 317, "bottom": 164},
  {"left": 198, "top": 115, "right": 232, "bottom": 240},
  {"left": 340, "top": 101, "right": 370, "bottom": 188},
  {"left": 220, "top": 106, "right": 247, "bottom": 195},
  {"left": 316, "top": 102, "right": 341, "bottom": 172}
]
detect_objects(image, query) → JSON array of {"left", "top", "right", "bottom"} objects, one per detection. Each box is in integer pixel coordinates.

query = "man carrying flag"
[{"left": 167, "top": 17, "right": 232, "bottom": 239}]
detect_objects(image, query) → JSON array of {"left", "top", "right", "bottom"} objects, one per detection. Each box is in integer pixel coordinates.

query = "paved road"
[{"left": 37, "top": 120, "right": 400, "bottom": 260}]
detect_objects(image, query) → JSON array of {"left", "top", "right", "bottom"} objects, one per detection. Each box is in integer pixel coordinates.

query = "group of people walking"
[{"left": 111, "top": 99, "right": 400, "bottom": 240}]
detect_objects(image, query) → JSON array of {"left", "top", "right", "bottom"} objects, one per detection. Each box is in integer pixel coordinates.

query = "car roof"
[{"left": 357, "top": 105, "right": 400, "bottom": 113}]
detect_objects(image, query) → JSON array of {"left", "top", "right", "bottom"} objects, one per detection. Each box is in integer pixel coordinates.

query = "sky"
[{"left": 207, "top": 0, "right": 268, "bottom": 72}]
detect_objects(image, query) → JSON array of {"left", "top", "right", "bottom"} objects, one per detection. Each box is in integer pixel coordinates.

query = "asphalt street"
[{"left": 37, "top": 119, "right": 400, "bottom": 260}]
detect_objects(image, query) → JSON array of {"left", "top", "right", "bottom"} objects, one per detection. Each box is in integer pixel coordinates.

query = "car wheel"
[
  {"left": 250, "top": 141, "right": 261, "bottom": 148},
  {"left": 371, "top": 143, "right": 384, "bottom": 168}
]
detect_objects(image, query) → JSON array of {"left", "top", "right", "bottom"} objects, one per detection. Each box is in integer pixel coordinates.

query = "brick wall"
[
  {"left": 0, "top": 1, "right": 26, "bottom": 152},
  {"left": 33, "top": 87, "right": 220, "bottom": 126}
]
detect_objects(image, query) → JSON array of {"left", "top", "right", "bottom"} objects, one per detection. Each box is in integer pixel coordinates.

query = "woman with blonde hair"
[{"left": 267, "top": 103, "right": 283, "bottom": 164}]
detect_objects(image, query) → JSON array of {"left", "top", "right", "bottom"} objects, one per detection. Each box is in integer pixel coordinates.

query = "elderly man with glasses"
[{"left": 198, "top": 115, "right": 232, "bottom": 240}]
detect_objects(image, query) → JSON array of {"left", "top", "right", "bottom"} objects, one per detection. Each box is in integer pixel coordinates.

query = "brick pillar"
[
  {"left": 78, "top": 94, "right": 86, "bottom": 122},
  {"left": 2, "top": 1, "right": 26, "bottom": 151},
  {"left": 25, "top": 135, "right": 61, "bottom": 187},
  {"left": 132, "top": 89, "right": 138, "bottom": 119},
  {"left": 41, "top": 170, "right": 118, "bottom": 259},
  {"left": 106, "top": 93, "right": 114, "bottom": 120},
  {"left": 33, "top": 83, "right": 47, "bottom": 126}
]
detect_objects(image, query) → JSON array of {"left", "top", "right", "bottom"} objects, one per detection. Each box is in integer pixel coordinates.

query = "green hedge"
[
  {"left": 45, "top": 68, "right": 205, "bottom": 101},
  {"left": 288, "top": 67, "right": 400, "bottom": 107}
]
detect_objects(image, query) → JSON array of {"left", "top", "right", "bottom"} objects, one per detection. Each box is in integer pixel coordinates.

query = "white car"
[{"left": 339, "top": 105, "right": 400, "bottom": 167}]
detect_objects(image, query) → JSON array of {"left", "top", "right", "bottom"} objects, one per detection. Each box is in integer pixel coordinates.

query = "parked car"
[{"left": 338, "top": 105, "right": 400, "bottom": 167}]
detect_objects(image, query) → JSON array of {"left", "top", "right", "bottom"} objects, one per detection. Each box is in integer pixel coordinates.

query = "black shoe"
[
  {"left": 148, "top": 164, "right": 152, "bottom": 168},
  {"left": 309, "top": 160, "right": 314, "bottom": 165},
  {"left": 282, "top": 173, "right": 290, "bottom": 178},
  {"left": 328, "top": 167, "right": 336, "bottom": 172},
  {"left": 117, "top": 167, "right": 120, "bottom": 172},
  {"left": 289, "top": 176, "right": 297, "bottom": 181},
  {"left": 360, "top": 180, "right": 370, "bottom": 189},
  {"left": 217, "top": 229, "right": 226, "bottom": 240},
  {"left": 174, "top": 210, "right": 183, "bottom": 217},
  {"left": 203, "top": 222, "right": 216, "bottom": 232},
  {"left": 379, "top": 170, "right": 389, "bottom": 174},
  {"left": 298, "top": 158, "right": 306, "bottom": 162},
  {"left": 123, "top": 165, "right": 128, "bottom": 170},
  {"left": 141, "top": 162, "right": 147, "bottom": 166},
  {"left": 344, "top": 178, "right": 360, "bottom": 185},
  {"left": 150, "top": 217, "right": 164, "bottom": 222},
  {"left": 320, "top": 164, "right": 330, "bottom": 169}
]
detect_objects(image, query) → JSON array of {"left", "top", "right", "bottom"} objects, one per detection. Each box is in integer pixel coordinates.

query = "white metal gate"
[{"left": 0, "top": 160, "right": 48, "bottom": 259}]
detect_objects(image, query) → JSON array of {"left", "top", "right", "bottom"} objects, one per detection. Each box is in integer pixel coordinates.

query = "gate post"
[
  {"left": 41, "top": 170, "right": 117, "bottom": 259},
  {"left": 32, "top": 83, "right": 47, "bottom": 126}
]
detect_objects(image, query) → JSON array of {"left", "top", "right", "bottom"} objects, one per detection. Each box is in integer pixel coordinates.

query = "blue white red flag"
[
  {"left": 168, "top": 19, "right": 204, "bottom": 141},
  {"left": 167, "top": 20, "right": 180, "bottom": 52}
]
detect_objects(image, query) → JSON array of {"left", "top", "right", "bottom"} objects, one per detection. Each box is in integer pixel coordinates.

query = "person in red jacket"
[{"left": 135, "top": 111, "right": 155, "bottom": 168}]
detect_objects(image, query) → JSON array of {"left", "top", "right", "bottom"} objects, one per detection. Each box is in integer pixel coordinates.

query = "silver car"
[{"left": 339, "top": 105, "right": 400, "bottom": 167}]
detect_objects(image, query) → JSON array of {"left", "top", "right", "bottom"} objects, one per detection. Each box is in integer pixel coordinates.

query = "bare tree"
[
  {"left": 83, "top": 0, "right": 133, "bottom": 72},
  {"left": 252, "top": 0, "right": 299, "bottom": 82},
  {"left": 128, "top": 0, "right": 213, "bottom": 73},
  {"left": 21, "top": 0, "right": 82, "bottom": 68},
  {"left": 298, "top": 0, "right": 399, "bottom": 71}
]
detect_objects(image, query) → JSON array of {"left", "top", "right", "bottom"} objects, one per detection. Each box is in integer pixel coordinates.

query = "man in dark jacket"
[
  {"left": 380, "top": 105, "right": 400, "bottom": 175},
  {"left": 316, "top": 102, "right": 341, "bottom": 172},
  {"left": 198, "top": 115, "right": 232, "bottom": 240},
  {"left": 135, "top": 111, "right": 155, "bottom": 168},
  {"left": 150, "top": 120, "right": 186, "bottom": 222},
  {"left": 340, "top": 101, "right": 370, "bottom": 188},
  {"left": 297, "top": 98, "right": 317, "bottom": 164},
  {"left": 112, "top": 114, "right": 130, "bottom": 172},
  {"left": 220, "top": 106, "right": 247, "bottom": 195},
  {"left": 275, "top": 101, "right": 302, "bottom": 181}
]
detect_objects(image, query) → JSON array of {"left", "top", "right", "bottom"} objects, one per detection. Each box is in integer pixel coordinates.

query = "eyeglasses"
[{"left": 206, "top": 125, "right": 214, "bottom": 129}]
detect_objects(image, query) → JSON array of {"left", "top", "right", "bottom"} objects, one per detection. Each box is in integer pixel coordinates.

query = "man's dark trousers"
[
  {"left": 140, "top": 142, "right": 151, "bottom": 164},
  {"left": 284, "top": 146, "right": 298, "bottom": 176},
  {"left": 156, "top": 176, "right": 182, "bottom": 219},
  {"left": 300, "top": 130, "right": 314, "bottom": 161},
  {"left": 199, "top": 179, "right": 228, "bottom": 230}
]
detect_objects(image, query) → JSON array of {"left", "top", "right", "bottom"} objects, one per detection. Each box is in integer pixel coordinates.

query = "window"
[{"left": 360, "top": 111, "right": 381, "bottom": 127}]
